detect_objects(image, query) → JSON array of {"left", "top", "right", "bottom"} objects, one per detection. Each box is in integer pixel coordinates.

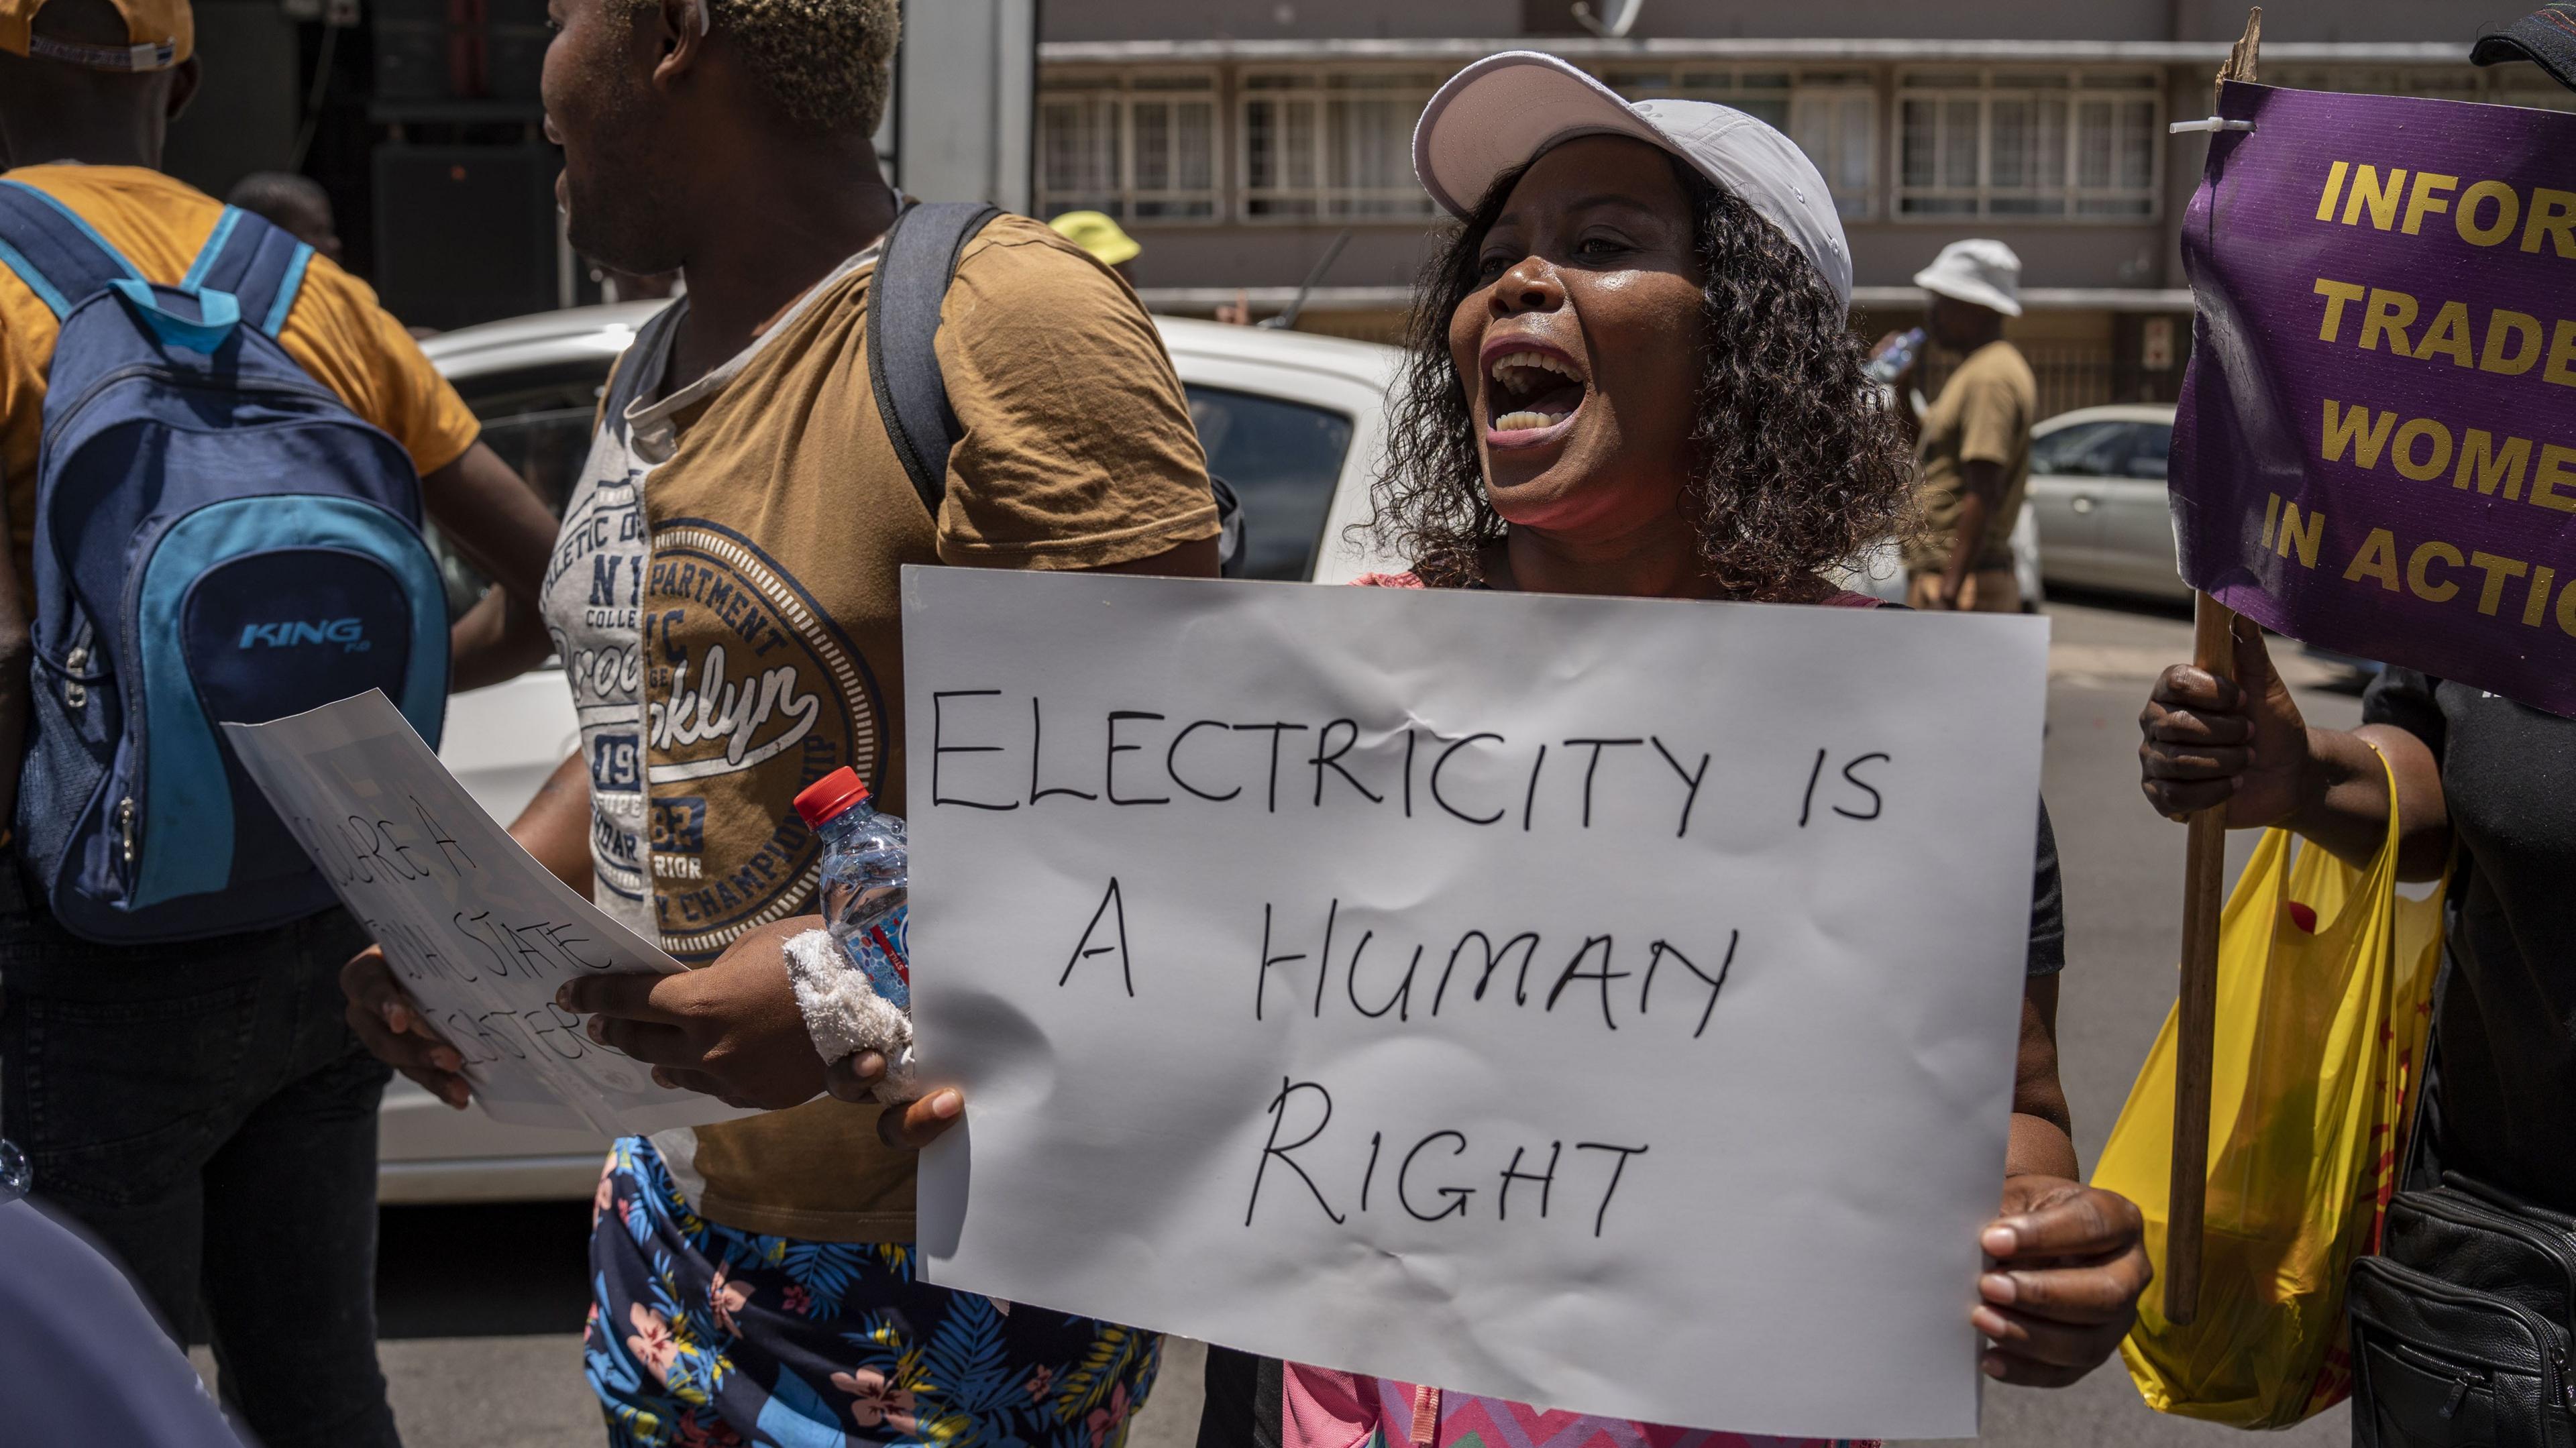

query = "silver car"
[
  {"left": 390, "top": 307, "right": 1402, "bottom": 1203},
  {"left": 2025, "top": 404, "right": 2186, "bottom": 603}
]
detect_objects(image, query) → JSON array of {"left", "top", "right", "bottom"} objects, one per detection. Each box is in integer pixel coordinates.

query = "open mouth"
[{"left": 1483, "top": 344, "right": 1587, "bottom": 443}]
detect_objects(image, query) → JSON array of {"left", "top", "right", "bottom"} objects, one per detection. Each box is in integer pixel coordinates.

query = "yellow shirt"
[
  {"left": 0, "top": 164, "right": 480, "bottom": 600},
  {"left": 1906, "top": 338, "right": 2036, "bottom": 575}
]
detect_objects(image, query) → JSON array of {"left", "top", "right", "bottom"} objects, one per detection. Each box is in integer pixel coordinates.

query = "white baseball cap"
[
  {"left": 1913, "top": 238, "right": 2024, "bottom": 317},
  {"left": 1411, "top": 50, "right": 1852, "bottom": 309}
]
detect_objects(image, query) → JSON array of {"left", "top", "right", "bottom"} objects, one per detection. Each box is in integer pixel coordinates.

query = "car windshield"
[
  {"left": 1185, "top": 384, "right": 1354, "bottom": 581},
  {"left": 2030, "top": 420, "right": 2132, "bottom": 478}
]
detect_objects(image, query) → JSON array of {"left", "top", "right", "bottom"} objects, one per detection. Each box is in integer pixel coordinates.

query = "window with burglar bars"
[
  {"left": 1037, "top": 72, "right": 1220, "bottom": 222},
  {"left": 1601, "top": 68, "right": 1877, "bottom": 219},
  {"left": 1896, "top": 70, "right": 2163, "bottom": 220},
  {"left": 1240, "top": 70, "right": 1442, "bottom": 219}
]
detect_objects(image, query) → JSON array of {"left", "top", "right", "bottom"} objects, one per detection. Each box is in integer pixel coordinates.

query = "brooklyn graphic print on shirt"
[{"left": 544, "top": 446, "right": 652, "bottom": 938}]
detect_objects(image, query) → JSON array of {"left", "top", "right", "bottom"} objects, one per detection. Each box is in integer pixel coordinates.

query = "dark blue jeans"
[{"left": 0, "top": 864, "right": 398, "bottom": 1448}]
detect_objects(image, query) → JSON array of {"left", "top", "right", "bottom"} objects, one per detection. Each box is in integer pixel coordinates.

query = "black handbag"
[
  {"left": 2350, "top": 936, "right": 2576, "bottom": 1447},
  {"left": 2350, "top": 1172, "right": 2576, "bottom": 1446}
]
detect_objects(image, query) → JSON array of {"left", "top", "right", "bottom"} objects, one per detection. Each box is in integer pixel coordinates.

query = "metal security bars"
[
  {"left": 1240, "top": 70, "right": 1444, "bottom": 219},
  {"left": 1896, "top": 69, "right": 2163, "bottom": 221},
  {"left": 1036, "top": 72, "right": 1222, "bottom": 221},
  {"left": 1601, "top": 66, "right": 1876, "bottom": 219}
]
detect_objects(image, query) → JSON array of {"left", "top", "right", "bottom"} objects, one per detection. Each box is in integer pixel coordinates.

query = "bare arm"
[
  {"left": 512, "top": 750, "right": 595, "bottom": 893},
  {"left": 448, "top": 585, "right": 555, "bottom": 693},
  {"left": 418, "top": 440, "right": 557, "bottom": 603},
  {"left": 1975, "top": 970, "right": 2152, "bottom": 1388},
  {"left": 2006, "top": 973, "right": 2077, "bottom": 1180}
]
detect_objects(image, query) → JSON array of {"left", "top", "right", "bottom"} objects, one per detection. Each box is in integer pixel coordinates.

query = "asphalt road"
[{"left": 213, "top": 597, "right": 2369, "bottom": 1448}]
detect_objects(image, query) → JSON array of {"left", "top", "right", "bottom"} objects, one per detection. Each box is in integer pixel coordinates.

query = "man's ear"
[
  {"left": 164, "top": 56, "right": 200, "bottom": 121},
  {"left": 649, "top": 0, "right": 707, "bottom": 89}
]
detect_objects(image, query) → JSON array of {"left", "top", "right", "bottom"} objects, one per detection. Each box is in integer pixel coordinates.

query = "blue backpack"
[{"left": 0, "top": 182, "right": 449, "bottom": 944}]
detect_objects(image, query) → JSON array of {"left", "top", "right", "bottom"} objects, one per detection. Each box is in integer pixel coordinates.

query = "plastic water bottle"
[
  {"left": 1865, "top": 327, "right": 1925, "bottom": 386},
  {"left": 794, "top": 767, "right": 910, "bottom": 1011},
  {"left": 0, "top": 1137, "right": 28, "bottom": 1205}
]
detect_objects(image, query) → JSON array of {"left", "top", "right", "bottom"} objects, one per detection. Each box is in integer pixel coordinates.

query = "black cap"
[{"left": 2473, "top": 4, "right": 2576, "bottom": 95}]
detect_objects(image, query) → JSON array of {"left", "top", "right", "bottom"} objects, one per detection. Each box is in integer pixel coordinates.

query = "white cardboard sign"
[
  {"left": 225, "top": 691, "right": 740, "bottom": 1136},
  {"left": 904, "top": 569, "right": 2051, "bottom": 1441}
]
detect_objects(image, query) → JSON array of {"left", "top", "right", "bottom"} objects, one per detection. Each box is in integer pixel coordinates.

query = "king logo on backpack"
[{"left": 0, "top": 182, "right": 449, "bottom": 943}]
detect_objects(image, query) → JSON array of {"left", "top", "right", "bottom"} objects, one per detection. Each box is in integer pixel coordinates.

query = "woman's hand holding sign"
[
  {"left": 2139, "top": 621, "right": 2452, "bottom": 878},
  {"left": 1976, "top": 1176, "right": 2151, "bottom": 1386}
]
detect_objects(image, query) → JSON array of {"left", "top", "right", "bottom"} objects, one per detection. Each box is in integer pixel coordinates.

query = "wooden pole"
[
  {"left": 2166, "top": 594, "right": 2238, "bottom": 1325},
  {"left": 2165, "top": 4, "right": 2260, "bottom": 1331}
]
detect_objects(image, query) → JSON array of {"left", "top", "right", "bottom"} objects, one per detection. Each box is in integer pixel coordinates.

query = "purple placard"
[{"left": 2174, "top": 80, "right": 2576, "bottom": 715}]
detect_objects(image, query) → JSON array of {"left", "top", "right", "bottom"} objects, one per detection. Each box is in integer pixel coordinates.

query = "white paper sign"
[
  {"left": 904, "top": 570, "right": 2051, "bottom": 1441},
  {"left": 225, "top": 691, "right": 741, "bottom": 1136}
]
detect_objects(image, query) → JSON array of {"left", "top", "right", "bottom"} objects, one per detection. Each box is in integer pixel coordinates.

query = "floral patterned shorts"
[{"left": 584, "top": 1135, "right": 1163, "bottom": 1448}]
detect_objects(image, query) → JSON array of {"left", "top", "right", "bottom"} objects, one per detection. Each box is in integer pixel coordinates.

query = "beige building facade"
[{"left": 1035, "top": 1, "right": 2575, "bottom": 416}]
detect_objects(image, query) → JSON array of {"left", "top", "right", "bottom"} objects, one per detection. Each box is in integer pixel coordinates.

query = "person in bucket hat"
[{"left": 1884, "top": 237, "right": 2037, "bottom": 613}]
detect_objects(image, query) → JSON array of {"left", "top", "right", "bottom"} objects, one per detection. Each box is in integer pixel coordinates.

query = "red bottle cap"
[{"left": 793, "top": 767, "right": 871, "bottom": 826}]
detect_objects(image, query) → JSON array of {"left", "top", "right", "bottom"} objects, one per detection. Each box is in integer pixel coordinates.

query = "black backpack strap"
[
  {"left": 0, "top": 180, "right": 146, "bottom": 321},
  {"left": 184, "top": 207, "right": 316, "bottom": 337},
  {"left": 865, "top": 201, "right": 1004, "bottom": 520},
  {"left": 601, "top": 300, "right": 690, "bottom": 435}
]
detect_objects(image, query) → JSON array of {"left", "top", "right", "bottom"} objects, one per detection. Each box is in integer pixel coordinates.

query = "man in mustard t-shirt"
[
  {"left": 334, "top": 0, "right": 1219, "bottom": 1439},
  {"left": 0, "top": 2, "right": 559, "bottom": 1443},
  {"left": 1890, "top": 238, "right": 2036, "bottom": 612}
]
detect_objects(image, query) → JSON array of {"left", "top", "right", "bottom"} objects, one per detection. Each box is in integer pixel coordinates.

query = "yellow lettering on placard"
[
  {"left": 2261, "top": 492, "right": 2282, "bottom": 550},
  {"left": 2316, "top": 160, "right": 2351, "bottom": 222},
  {"left": 2343, "top": 165, "right": 2410, "bottom": 229},
  {"left": 2408, "top": 541, "right": 2464, "bottom": 602},
  {"left": 2414, "top": 302, "right": 2476, "bottom": 368},
  {"left": 2458, "top": 179, "right": 2521, "bottom": 246},
  {"left": 2529, "top": 565, "right": 2560, "bottom": 627},
  {"left": 2549, "top": 321, "right": 2576, "bottom": 388},
  {"left": 2360, "top": 290, "right": 2420, "bottom": 353},
  {"left": 2558, "top": 577, "right": 2576, "bottom": 638},
  {"left": 2345, "top": 528, "right": 2401, "bottom": 591},
  {"left": 2534, "top": 444, "right": 2576, "bottom": 512},
  {"left": 2402, "top": 172, "right": 2459, "bottom": 235},
  {"left": 2456, "top": 431, "right": 2532, "bottom": 500},
  {"left": 2525, "top": 188, "right": 2576, "bottom": 258},
  {"left": 2394, "top": 419, "right": 2454, "bottom": 481},
  {"left": 2469, "top": 552, "right": 2528, "bottom": 616},
  {"left": 2277, "top": 502, "right": 2324, "bottom": 569},
  {"left": 2314, "top": 278, "right": 2367, "bottom": 342},
  {"left": 2322, "top": 400, "right": 2398, "bottom": 468},
  {"left": 2483, "top": 311, "right": 2544, "bottom": 375}
]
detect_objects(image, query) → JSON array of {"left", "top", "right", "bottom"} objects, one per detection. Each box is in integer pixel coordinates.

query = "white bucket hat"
[
  {"left": 1411, "top": 50, "right": 1852, "bottom": 309},
  {"left": 1913, "top": 238, "right": 2024, "bottom": 317}
]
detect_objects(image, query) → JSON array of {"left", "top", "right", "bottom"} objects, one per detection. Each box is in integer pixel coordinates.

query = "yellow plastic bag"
[{"left": 2090, "top": 768, "right": 2445, "bottom": 1427}]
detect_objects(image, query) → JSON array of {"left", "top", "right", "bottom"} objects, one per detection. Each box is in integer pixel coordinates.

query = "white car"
[
  {"left": 2023, "top": 403, "right": 2186, "bottom": 602},
  {"left": 389, "top": 307, "right": 1403, "bottom": 1202}
]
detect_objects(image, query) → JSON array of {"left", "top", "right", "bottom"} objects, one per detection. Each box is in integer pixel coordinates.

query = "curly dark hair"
[{"left": 1370, "top": 155, "right": 1915, "bottom": 597}]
